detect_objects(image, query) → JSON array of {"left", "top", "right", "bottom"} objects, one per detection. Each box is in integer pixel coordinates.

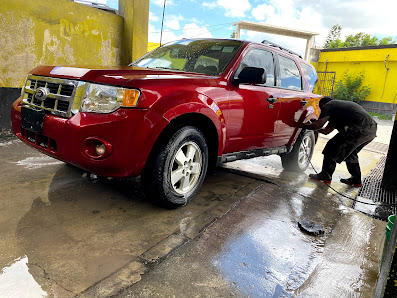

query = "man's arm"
[
  {"left": 318, "top": 124, "right": 334, "bottom": 135},
  {"left": 303, "top": 115, "right": 330, "bottom": 131}
]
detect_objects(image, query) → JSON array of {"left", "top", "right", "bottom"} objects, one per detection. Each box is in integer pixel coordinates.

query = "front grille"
[
  {"left": 20, "top": 127, "right": 57, "bottom": 151},
  {"left": 22, "top": 75, "right": 80, "bottom": 118}
]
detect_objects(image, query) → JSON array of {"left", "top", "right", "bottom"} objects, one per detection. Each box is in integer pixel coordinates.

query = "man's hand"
[
  {"left": 318, "top": 125, "right": 334, "bottom": 135},
  {"left": 302, "top": 116, "right": 330, "bottom": 131}
]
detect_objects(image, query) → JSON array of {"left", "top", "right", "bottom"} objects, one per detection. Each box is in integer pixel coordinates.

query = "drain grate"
[{"left": 357, "top": 155, "right": 397, "bottom": 221}]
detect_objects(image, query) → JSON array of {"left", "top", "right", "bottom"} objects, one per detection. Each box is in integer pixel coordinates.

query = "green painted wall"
[
  {"left": 0, "top": 0, "right": 125, "bottom": 88},
  {"left": 315, "top": 46, "right": 397, "bottom": 105}
]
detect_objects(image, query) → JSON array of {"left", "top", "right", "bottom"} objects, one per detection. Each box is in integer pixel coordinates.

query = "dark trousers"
[{"left": 321, "top": 123, "right": 377, "bottom": 180}]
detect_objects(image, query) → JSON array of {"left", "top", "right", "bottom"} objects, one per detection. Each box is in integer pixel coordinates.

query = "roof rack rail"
[{"left": 261, "top": 40, "right": 302, "bottom": 58}]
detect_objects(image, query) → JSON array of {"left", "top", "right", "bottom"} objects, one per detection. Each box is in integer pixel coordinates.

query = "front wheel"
[
  {"left": 143, "top": 126, "right": 208, "bottom": 208},
  {"left": 280, "top": 130, "right": 315, "bottom": 172}
]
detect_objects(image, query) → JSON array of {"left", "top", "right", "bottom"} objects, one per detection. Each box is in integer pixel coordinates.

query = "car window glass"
[
  {"left": 301, "top": 63, "right": 318, "bottom": 92},
  {"left": 278, "top": 55, "right": 302, "bottom": 91},
  {"left": 132, "top": 39, "right": 242, "bottom": 75},
  {"left": 193, "top": 55, "right": 220, "bottom": 75},
  {"left": 235, "top": 48, "right": 275, "bottom": 86}
]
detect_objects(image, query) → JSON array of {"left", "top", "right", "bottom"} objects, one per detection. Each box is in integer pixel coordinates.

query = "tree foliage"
[
  {"left": 333, "top": 71, "right": 371, "bottom": 103},
  {"left": 324, "top": 25, "right": 396, "bottom": 49},
  {"left": 324, "top": 25, "right": 342, "bottom": 49}
]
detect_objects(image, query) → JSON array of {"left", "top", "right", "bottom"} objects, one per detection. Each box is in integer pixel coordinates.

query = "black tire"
[
  {"left": 143, "top": 126, "right": 208, "bottom": 208},
  {"left": 280, "top": 130, "right": 315, "bottom": 172}
]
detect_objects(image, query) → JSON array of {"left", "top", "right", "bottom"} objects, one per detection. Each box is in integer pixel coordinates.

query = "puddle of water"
[
  {"left": 213, "top": 218, "right": 324, "bottom": 297},
  {"left": 15, "top": 157, "right": 64, "bottom": 169},
  {"left": 0, "top": 256, "right": 47, "bottom": 297}
]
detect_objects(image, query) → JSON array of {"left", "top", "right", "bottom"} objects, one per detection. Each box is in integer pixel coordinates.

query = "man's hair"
[{"left": 319, "top": 96, "right": 333, "bottom": 107}]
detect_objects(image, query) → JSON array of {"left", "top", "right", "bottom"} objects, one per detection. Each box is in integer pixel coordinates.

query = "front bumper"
[{"left": 11, "top": 97, "right": 166, "bottom": 177}]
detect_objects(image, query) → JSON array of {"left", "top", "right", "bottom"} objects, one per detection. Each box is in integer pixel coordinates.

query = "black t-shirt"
[{"left": 319, "top": 100, "right": 376, "bottom": 132}]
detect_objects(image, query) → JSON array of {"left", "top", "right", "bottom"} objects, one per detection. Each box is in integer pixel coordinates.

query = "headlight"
[{"left": 81, "top": 84, "right": 140, "bottom": 113}]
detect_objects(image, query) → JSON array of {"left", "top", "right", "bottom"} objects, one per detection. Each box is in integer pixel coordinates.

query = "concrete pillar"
[
  {"left": 118, "top": 0, "right": 149, "bottom": 65},
  {"left": 235, "top": 23, "right": 240, "bottom": 39},
  {"left": 382, "top": 110, "right": 397, "bottom": 190},
  {"left": 305, "top": 37, "right": 313, "bottom": 62}
]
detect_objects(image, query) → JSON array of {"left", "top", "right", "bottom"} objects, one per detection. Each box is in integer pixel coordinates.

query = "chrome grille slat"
[{"left": 21, "top": 75, "right": 80, "bottom": 118}]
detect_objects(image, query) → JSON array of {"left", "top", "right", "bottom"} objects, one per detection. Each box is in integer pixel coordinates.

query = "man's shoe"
[
  {"left": 340, "top": 178, "right": 362, "bottom": 187},
  {"left": 309, "top": 173, "right": 332, "bottom": 184}
]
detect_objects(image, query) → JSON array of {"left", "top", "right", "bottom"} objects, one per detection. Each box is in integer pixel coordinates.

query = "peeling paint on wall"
[
  {"left": 60, "top": 18, "right": 100, "bottom": 40},
  {"left": 0, "top": 0, "right": 123, "bottom": 88}
]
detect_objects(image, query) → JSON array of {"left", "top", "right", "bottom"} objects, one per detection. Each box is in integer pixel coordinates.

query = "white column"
[{"left": 305, "top": 37, "right": 313, "bottom": 62}]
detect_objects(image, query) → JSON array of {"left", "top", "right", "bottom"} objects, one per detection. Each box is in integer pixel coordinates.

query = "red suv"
[{"left": 11, "top": 38, "right": 321, "bottom": 207}]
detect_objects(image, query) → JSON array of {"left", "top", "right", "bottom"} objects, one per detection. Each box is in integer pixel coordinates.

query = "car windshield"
[{"left": 131, "top": 39, "right": 243, "bottom": 76}]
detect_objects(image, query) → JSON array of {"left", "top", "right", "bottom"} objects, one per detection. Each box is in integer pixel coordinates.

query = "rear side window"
[
  {"left": 278, "top": 55, "right": 302, "bottom": 91},
  {"left": 301, "top": 63, "right": 318, "bottom": 93},
  {"left": 235, "top": 48, "right": 275, "bottom": 87}
]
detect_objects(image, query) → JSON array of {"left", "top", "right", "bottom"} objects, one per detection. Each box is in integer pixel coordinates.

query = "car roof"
[{"left": 183, "top": 38, "right": 303, "bottom": 60}]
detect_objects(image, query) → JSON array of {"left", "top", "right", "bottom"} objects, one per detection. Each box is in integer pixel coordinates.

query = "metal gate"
[{"left": 317, "top": 71, "right": 336, "bottom": 97}]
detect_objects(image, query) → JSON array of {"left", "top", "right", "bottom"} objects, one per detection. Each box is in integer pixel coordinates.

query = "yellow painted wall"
[
  {"left": 0, "top": 0, "right": 123, "bottom": 88},
  {"left": 148, "top": 42, "right": 160, "bottom": 52},
  {"left": 119, "top": 0, "right": 149, "bottom": 65},
  {"left": 315, "top": 47, "right": 397, "bottom": 104}
]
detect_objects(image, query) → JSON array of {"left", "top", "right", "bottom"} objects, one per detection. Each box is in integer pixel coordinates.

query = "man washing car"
[{"left": 304, "top": 97, "right": 377, "bottom": 187}]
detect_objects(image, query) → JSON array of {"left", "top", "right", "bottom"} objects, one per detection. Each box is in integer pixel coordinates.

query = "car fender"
[{"left": 161, "top": 98, "right": 226, "bottom": 156}]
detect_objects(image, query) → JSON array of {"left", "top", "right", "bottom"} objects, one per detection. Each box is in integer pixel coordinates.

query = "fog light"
[
  {"left": 82, "top": 137, "right": 113, "bottom": 159},
  {"left": 95, "top": 143, "right": 106, "bottom": 156}
]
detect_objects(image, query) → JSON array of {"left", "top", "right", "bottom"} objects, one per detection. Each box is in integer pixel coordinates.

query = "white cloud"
[
  {"left": 148, "top": 23, "right": 179, "bottom": 44},
  {"left": 242, "top": 30, "right": 307, "bottom": 57},
  {"left": 248, "top": 0, "right": 328, "bottom": 48},
  {"left": 203, "top": 0, "right": 251, "bottom": 17},
  {"left": 148, "top": 22, "right": 213, "bottom": 45},
  {"left": 254, "top": 0, "right": 397, "bottom": 47},
  {"left": 252, "top": 4, "right": 276, "bottom": 21},
  {"left": 165, "top": 14, "right": 184, "bottom": 30},
  {"left": 202, "top": 2, "right": 217, "bottom": 9},
  {"left": 181, "top": 23, "right": 213, "bottom": 39},
  {"left": 151, "top": 0, "right": 175, "bottom": 6},
  {"left": 149, "top": 12, "right": 159, "bottom": 22},
  {"left": 149, "top": 0, "right": 397, "bottom": 54}
]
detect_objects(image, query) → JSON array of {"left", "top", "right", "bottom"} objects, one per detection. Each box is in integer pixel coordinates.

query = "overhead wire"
[{"left": 159, "top": 0, "right": 167, "bottom": 46}]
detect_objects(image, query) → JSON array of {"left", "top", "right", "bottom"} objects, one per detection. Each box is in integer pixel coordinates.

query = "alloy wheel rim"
[
  {"left": 298, "top": 135, "right": 312, "bottom": 168},
  {"left": 170, "top": 141, "right": 202, "bottom": 195}
]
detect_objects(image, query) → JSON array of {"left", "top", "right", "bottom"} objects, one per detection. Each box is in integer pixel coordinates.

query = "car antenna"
[{"left": 160, "top": 0, "right": 167, "bottom": 46}]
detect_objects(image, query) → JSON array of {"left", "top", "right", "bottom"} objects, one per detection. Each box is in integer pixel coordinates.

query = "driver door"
[{"left": 225, "top": 47, "right": 281, "bottom": 153}]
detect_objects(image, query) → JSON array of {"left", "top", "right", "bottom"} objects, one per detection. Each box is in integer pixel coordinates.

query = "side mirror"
[{"left": 233, "top": 67, "right": 266, "bottom": 85}]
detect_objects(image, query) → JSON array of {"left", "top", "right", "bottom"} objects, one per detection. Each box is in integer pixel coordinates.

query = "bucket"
[{"left": 385, "top": 215, "right": 395, "bottom": 244}]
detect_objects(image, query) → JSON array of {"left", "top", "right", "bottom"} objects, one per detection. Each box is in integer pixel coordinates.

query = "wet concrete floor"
[
  {"left": 0, "top": 121, "right": 391, "bottom": 297},
  {"left": 0, "top": 138, "right": 261, "bottom": 297},
  {"left": 117, "top": 135, "right": 387, "bottom": 298}
]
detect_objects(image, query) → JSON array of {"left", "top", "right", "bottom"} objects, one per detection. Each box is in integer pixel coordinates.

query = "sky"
[{"left": 99, "top": 0, "right": 397, "bottom": 57}]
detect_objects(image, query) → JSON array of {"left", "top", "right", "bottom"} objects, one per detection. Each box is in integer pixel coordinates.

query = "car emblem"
[{"left": 34, "top": 87, "right": 50, "bottom": 101}]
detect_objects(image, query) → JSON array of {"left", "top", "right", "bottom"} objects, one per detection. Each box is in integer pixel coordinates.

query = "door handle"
[
  {"left": 300, "top": 99, "right": 308, "bottom": 106},
  {"left": 267, "top": 96, "right": 277, "bottom": 104}
]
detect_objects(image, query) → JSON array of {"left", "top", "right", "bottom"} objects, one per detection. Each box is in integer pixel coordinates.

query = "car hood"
[{"left": 29, "top": 65, "right": 221, "bottom": 87}]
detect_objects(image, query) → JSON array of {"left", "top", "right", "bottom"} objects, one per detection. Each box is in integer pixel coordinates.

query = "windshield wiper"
[{"left": 154, "top": 66, "right": 181, "bottom": 71}]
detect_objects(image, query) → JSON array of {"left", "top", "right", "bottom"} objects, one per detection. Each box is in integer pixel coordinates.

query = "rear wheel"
[
  {"left": 281, "top": 130, "right": 315, "bottom": 172},
  {"left": 143, "top": 126, "right": 208, "bottom": 208}
]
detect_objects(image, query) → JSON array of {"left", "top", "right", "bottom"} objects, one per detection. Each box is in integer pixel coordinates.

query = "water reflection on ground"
[{"left": 0, "top": 256, "right": 47, "bottom": 297}]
